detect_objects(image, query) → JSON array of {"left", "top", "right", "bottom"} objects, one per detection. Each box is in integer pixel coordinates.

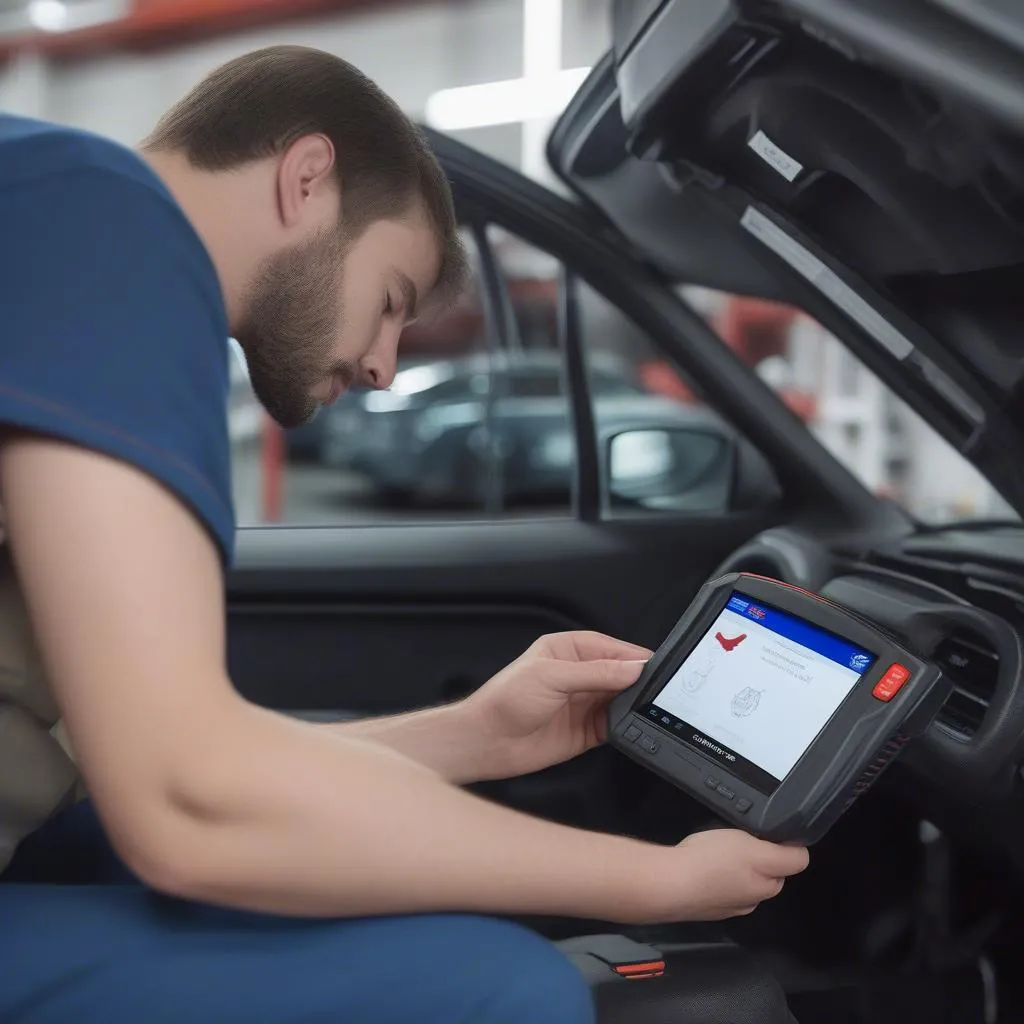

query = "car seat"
[{"left": 559, "top": 934, "right": 797, "bottom": 1023}]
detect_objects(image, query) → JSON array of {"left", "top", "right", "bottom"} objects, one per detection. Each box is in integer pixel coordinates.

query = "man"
[{"left": 0, "top": 45, "right": 808, "bottom": 1023}]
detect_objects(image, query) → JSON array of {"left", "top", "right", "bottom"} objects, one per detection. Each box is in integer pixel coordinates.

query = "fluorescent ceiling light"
[
  {"left": 27, "top": 0, "right": 68, "bottom": 31},
  {"left": 16, "top": 0, "right": 127, "bottom": 34},
  {"left": 425, "top": 67, "right": 591, "bottom": 131},
  {"left": 522, "top": 0, "right": 561, "bottom": 80}
]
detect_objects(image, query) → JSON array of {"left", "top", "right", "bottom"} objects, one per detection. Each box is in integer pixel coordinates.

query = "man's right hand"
[{"left": 636, "top": 829, "right": 809, "bottom": 923}]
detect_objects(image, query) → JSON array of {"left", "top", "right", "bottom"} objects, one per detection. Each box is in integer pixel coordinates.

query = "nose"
[
  {"left": 359, "top": 323, "right": 401, "bottom": 391},
  {"left": 361, "top": 362, "right": 393, "bottom": 390}
]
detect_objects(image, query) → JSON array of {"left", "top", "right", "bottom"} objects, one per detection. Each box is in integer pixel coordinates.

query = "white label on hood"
[
  {"left": 740, "top": 206, "right": 915, "bottom": 361},
  {"left": 748, "top": 131, "right": 804, "bottom": 182}
]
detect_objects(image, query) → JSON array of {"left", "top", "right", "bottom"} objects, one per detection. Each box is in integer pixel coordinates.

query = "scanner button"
[
  {"left": 736, "top": 798, "right": 752, "bottom": 814},
  {"left": 623, "top": 724, "right": 642, "bottom": 743},
  {"left": 716, "top": 784, "right": 736, "bottom": 801},
  {"left": 638, "top": 735, "right": 660, "bottom": 754},
  {"left": 704, "top": 776, "right": 721, "bottom": 790},
  {"left": 873, "top": 663, "right": 911, "bottom": 702}
]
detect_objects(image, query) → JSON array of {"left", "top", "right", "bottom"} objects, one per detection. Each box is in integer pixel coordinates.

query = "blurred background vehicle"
[{"left": 302, "top": 350, "right": 744, "bottom": 508}]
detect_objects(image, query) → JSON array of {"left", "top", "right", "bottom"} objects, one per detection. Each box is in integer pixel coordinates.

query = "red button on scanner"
[{"left": 873, "top": 663, "right": 911, "bottom": 702}]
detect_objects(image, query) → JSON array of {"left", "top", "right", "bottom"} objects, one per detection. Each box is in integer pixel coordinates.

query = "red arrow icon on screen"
[{"left": 715, "top": 632, "right": 747, "bottom": 652}]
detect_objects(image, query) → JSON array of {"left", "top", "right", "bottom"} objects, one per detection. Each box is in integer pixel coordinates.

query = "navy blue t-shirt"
[{"left": 0, "top": 115, "right": 235, "bottom": 565}]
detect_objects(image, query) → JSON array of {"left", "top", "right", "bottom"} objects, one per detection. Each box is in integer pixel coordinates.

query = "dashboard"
[{"left": 715, "top": 525, "right": 1024, "bottom": 869}]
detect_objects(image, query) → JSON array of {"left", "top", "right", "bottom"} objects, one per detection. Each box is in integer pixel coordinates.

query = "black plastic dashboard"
[{"left": 715, "top": 525, "right": 1024, "bottom": 865}]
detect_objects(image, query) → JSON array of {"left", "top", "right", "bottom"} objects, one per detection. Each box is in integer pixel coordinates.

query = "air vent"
[
  {"left": 849, "top": 550, "right": 968, "bottom": 600},
  {"left": 850, "top": 550, "right": 1024, "bottom": 623},
  {"left": 933, "top": 632, "right": 1000, "bottom": 739}
]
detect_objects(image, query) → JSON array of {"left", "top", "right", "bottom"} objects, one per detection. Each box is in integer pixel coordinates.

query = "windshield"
[{"left": 680, "top": 287, "right": 1020, "bottom": 526}]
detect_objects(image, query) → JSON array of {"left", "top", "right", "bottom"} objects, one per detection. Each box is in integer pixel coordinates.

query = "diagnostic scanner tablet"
[{"left": 608, "top": 573, "right": 950, "bottom": 845}]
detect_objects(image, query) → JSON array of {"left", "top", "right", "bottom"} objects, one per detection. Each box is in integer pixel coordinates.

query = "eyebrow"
[{"left": 396, "top": 271, "right": 418, "bottom": 321}]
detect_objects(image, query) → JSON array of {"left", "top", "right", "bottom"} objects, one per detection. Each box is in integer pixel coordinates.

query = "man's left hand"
[{"left": 464, "top": 631, "right": 652, "bottom": 780}]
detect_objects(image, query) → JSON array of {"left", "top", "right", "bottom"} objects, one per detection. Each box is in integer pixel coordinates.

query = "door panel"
[
  {"left": 226, "top": 513, "right": 777, "bottom": 714},
  {"left": 229, "top": 604, "right": 577, "bottom": 713}
]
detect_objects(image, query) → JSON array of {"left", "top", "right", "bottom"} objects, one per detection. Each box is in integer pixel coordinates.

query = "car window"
[
  {"left": 483, "top": 227, "right": 574, "bottom": 511},
  {"left": 576, "top": 280, "right": 755, "bottom": 515},
  {"left": 505, "top": 371, "right": 564, "bottom": 398},
  {"left": 589, "top": 369, "right": 643, "bottom": 396},
  {"left": 489, "top": 226, "right": 562, "bottom": 353},
  {"left": 682, "top": 287, "right": 1019, "bottom": 524},
  {"left": 229, "top": 226, "right": 776, "bottom": 527},
  {"left": 485, "top": 230, "right": 759, "bottom": 517},
  {"left": 232, "top": 227, "right": 578, "bottom": 524}
]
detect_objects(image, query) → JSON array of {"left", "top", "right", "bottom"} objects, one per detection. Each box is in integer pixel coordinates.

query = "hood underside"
[{"left": 548, "top": 0, "right": 1024, "bottom": 513}]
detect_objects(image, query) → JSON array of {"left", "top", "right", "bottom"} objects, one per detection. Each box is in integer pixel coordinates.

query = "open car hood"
[{"left": 548, "top": 0, "right": 1024, "bottom": 515}]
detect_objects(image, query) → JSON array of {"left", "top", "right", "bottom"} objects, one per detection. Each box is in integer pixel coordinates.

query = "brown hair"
[{"left": 144, "top": 45, "right": 466, "bottom": 310}]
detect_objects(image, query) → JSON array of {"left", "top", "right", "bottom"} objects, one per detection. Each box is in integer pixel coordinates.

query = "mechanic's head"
[{"left": 143, "top": 45, "right": 466, "bottom": 428}]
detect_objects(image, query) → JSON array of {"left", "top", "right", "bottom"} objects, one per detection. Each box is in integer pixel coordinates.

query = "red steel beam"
[{"left": 0, "top": 0, "right": 412, "bottom": 62}]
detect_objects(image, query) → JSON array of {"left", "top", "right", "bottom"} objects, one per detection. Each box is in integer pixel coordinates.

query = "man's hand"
[
  {"left": 639, "top": 829, "right": 810, "bottom": 923},
  {"left": 463, "top": 631, "right": 652, "bottom": 780}
]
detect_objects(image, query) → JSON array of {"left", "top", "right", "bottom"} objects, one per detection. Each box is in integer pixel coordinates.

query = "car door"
[{"left": 224, "top": 129, "right": 887, "bottom": 845}]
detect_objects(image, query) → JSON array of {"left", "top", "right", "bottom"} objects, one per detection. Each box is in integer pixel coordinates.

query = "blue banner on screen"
[{"left": 724, "top": 594, "right": 874, "bottom": 673}]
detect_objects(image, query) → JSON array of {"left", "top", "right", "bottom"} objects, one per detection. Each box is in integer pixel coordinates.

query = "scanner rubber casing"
[{"left": 608, "top": 573, "right": 949, "bottom": 844}]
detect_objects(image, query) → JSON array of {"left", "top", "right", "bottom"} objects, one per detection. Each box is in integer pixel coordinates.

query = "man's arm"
[
  {"left": 2, "top": 435, "right": 807, "bottom": 922},
  {"left": 322, "top": 705, "right": 491, "bottom": 786}
]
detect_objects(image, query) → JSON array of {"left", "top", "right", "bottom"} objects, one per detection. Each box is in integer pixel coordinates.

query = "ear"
[{"left": 275, "top": 134, "right": 337, "bottom": 230}]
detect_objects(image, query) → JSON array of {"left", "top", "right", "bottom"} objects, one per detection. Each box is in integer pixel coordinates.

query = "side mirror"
[{"left": 604, "top": 426, "right": 736, "bottom": 512}]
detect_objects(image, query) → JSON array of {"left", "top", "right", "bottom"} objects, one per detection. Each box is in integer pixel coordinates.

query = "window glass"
[
  {"left": 484, "top": 226, "right": 574, "bottom": 512},
  {"left": 577, "top": 281, "right": 759, "bottom": 515},
  {"left": 507, "top": 371, "right": 564, "bottom": 398},
  {"left": 230, "top": 230, "right": 797, "bottom": 527},
  {"left": 487, "top": 225, "right": 561, "bottom": 351},
  {"left": 682, "top": 287, "right": 1019, "bottom": 524}
]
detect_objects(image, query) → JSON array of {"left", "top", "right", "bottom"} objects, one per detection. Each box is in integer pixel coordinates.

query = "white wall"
[
  {"left": 562, "top": 0, "right": 612, "bottom": 70},
  {"left": 0, "top": 0, "right": 612, "bottom": 171},
  {"left": 2, "top": 1, "right": 523, "bottom": 146},
  {"left": 902, "top": 414, "right": 1015, "bottom": 521},
  {"left": 0, "top": 47, "right": 48, "bottom": 116}
]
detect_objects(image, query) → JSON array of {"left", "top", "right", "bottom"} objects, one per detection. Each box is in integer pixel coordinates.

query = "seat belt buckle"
[{"left": 556, "top": 934, "right": 666, "bottom": 980}]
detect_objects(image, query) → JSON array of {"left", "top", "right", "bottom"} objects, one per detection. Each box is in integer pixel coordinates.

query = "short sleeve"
[{"left": 0, "top": 167, "right": 235, "bottom": 565}]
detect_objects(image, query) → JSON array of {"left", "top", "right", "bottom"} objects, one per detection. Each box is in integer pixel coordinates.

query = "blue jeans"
[{"left": 0, "top": 803, "right": 595, "bottom": 1024}]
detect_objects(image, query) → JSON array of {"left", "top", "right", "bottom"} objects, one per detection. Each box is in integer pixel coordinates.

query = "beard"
[{"left": 235, "top": 227, "right": 356, "bottom": 429}]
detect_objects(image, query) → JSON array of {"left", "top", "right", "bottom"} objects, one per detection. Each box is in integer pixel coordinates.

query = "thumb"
[{"left": 548, "top": 657, "right": 649, "bottom": 695}]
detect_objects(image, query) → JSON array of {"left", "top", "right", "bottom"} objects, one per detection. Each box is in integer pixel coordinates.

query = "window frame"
[
  {"left": 465, "top": 214, "right": 507, "bottom": 515},
  {"left": 474, "top": 223, "right": 599, "bottom": 522}
]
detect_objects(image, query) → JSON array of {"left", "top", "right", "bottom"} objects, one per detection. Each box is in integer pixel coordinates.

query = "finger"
[
  {"left": 755, "top": 842, "right": 810, "bottom": 877},
  {"left": 546, "top": 657, "right": 648, "bottom": 695},
  {"left": 557, "top": 630, "right": 653, "bottom": 663}
]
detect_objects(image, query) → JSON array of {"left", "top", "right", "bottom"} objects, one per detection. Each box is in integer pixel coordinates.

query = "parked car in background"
[{"left": 308, "top": 349, "right": 751, "bottom": 509}]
